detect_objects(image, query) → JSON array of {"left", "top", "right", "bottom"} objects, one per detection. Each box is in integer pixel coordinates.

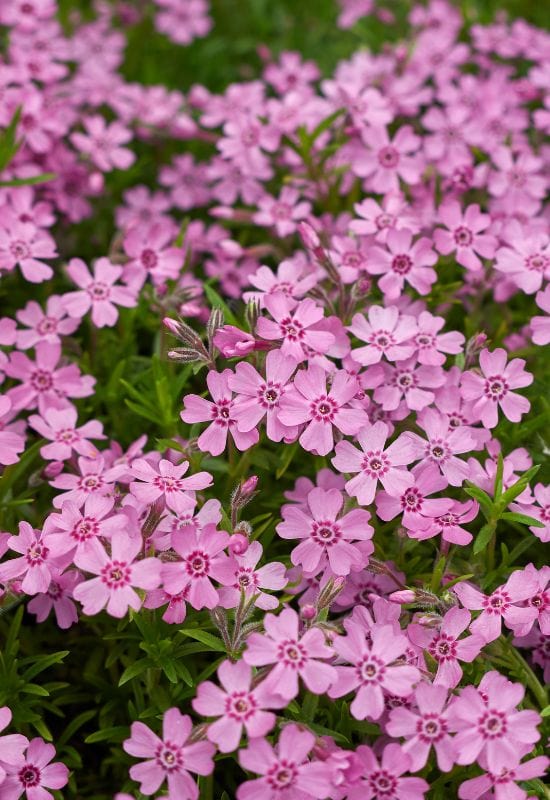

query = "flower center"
[
  {"left": 10, "top": 240, "right": 31, "bottom": 261},
  {"left": 312, "top": 395, "right": 338, "bottom": 421},
  {"left": 479, "top": 710, "right": 507, "bottom": 739},
  {"left": 26, "top": 543, "right": 49, "bottom": 564},
  {"left": 358, "top": 654, "right": 385, "bottom": 684},
  {"left": 377, "top": 146, "right": 399, "bottom": 168},
  {"left": 101, "top": 560, "right": 131, "bottom": 589},
  {"left": 429, "top": 633, "right": 457, "bottom": 662},
  {"left": 401, "top": 487, "right": 423, "bottom": 512},
  {"left": 30, "top": 369, "right": 53, "bottom": 392},
  {"left": 88, "top": 282, "right": 110, "bottom": 300},
  {"left": 36, "top": 316, "right": 58, "bottom": 334},
  {"left": 280, "top": 316, "right": 304, "bottom": 340},
  {"left": 141, "top": 248, "right": 158, "bottom": 269},
  {"left": 391, "top": 254, "right": 412, "bottom": 274},
  {"left": 310, "top": 520, "right": 341, "bottom": 547},
  {"left": 73, "top": 517, "right": 100, "bottom": 542},
  {"left": 453, "top": 226, "right": 473, "bottom": 247},
  {"left": 18, "top": 765, "right": 41, "bottom": 787},
  {"left": 185, "top": 550, "right": 210, "bottom": 577},
  {"left": 155, "top": 742, "right": 183, "bottom": 772}
]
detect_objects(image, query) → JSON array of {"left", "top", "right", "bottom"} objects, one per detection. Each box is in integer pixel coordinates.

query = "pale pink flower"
[
  {"left": 346, "top": 743, "right": 429, "bottom": 800},
  {"left": 181, "top": 369, "right": 259, "bottom": 456},
  {"left": 458, "top": 753, "right": 549, "bottom": 800},
  {"left": 43, "top": 496, "right": 125, "bottom": 559},
  {"left": 0, "top": 220, "right": 57, "bottom": 283},
  {"left": 28, "top": 406, "right": 105, "bottom": 460},
  {"left": 123, "top": 223, "right": 184, "bottom": 286},
  {"left": 355, "top": 126, "right": 422, "bottom": 193},
  {"left": 368, "top": 228, "right": 438, "bottom": 300},
  {"left": 216, "top": 540, "right": 287, "bottom": 611},
  {"left": 123, "top": 707, "right": 215, "bottom": 800},
  {"left": 27, "top": 569, "right": 80, "bottom": 629},
  {"left": 531, "top": 286, "right": 550, "bottom": 346},
  {"left": 348, "top": 306, "right": 417, "bottom": 366},
  {"left": 411, "top": 310, "right": 465, "bottom": 366},
  {"left": 332, "top": 421, "right": 415, "bottom": 505},
  {"left": 488, "top": 147, "right": 546, "bottom": 202},
  {"left": 494, "top": 230, "right": 550, "bottom": 293},
  {"left": 511, "top": 483, "right": 550, "bottom": 544},
  {"left": 329, "top": 621, "right": 420, "bottom": 719},
  {"left": 63, "top": 258, "right": 137, "bottom": 327},
  {"left": 192, "top": 659, "right": 286, "bottom": 753},
  {"left": 277, "top": 486, "right": 373, "bottom": 576},
  {"left": 277, "top": 366, "right": 369, "bottom": 456},
  {"left": 0, "top": 521, "right": 68, "bottom": 595},
  {"left": 73, "top": 530, "right": 161, "bottom": 618},
  {"left": 49, "top": 456, "right": 119, "bottom": 509},
  {"left": 409, "top": 499, "right": 478, "bottom": 545},
  {"left": 373, "top": 358, "right": 445, "bottom": 412},
  {"left": 154, "top": 0, "right": 212, "bottom": 46},
  {"left": 71, "top": 115, "right": 135, "bottom": 172},
  {"left": 0, "top": 737, "right": 68, "bottom": 800},
  {"left": 130, "top": 458, "right": 212, "bottom": 511},
  {"left": 350, "top": 193, "right": 419, "bottom": 242},
  {"left": 237, "top": 724, "right": 333, "bottom": 800},
  {"left": 404, "top": 408, "right": 475, "bottom": 485},
  {"left": 375, "top": 464, "right": 453, "bottom": 534},
  {"left": 0, "top": 707, "right": 28, "bottom": 785},
  {"left": 243, "top": 256, "right": 319, "bottom": 307},
  {"left": 256, "top": 293, "right": 335, "bottom": 361},
  {"left": 253, "top": 187, "right": 311, "bottom": 237},
  {"left": 243, "top": 606, "right": 337, "bottom": 699},
  {"left": 461, "top": 348, "right": 533, "bottom": 428},
  {"left": 0, "top": 396, "right": 25, "bottom": 466},
  {"left": 434, "top": 202, "right": 497, "bottom": 271},
  {"left": 15, "top": 296, "right": 79, "bottom": 349}
]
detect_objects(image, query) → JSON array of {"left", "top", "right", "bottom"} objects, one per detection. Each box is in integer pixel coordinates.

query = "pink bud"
[
  {"left": 228, "top": 533, "right": 249, "bottom": 556},
  {"left": 43, "top": 460, "right": 64, "bottom": 479},
  {"left": 300, "top": 604, "right": 316, "bottom": 621},
  {"left": 388, "top": 590, "right": 416, "bottom": 604},
  {"left": 213, "top": 325, "right": 256, "bottom": 357},
  {"left": 241, "top": 475, "right": 258, "bottom": 496},
  {"left": 298, "top": 221, "right": 320, "bottom": 250},
  {"left": 163, "top": 317, "right": 180, "bottom": 336},
  {"left": 88, "top": 172, "right": 104, "bottom": 194}
]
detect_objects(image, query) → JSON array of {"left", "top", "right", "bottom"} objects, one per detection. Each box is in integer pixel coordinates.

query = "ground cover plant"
[{"left": 0, "top": 0, "right": 548, "bottom": 798}]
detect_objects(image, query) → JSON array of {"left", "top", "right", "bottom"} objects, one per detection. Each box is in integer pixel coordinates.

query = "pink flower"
[
  {"left": 277, "top": 366, "right": 368, "bottom": 456},
  {"left": 123, "top": 707, "right": 215, "bottom": 800},
  {"left": 511, "top": 483, "right": 550, "bottom": 543},
  {"left": 0, "top": 396, "right": 25, "bottom": 466},
  {"left": 243, "top": 606, "right": 337, "bottom": 699},
  {"left": 228, "top": 349, "right": 298, "bottom": 442},
  {"left": 27, "top": 569, "right": 80, "bottom": 629},
  {"left": 28, "top": 406, "right": 105, "bottom": 460},
  {"left": 43, "top": 495, "right": 125, "bottom": 559},
  {"left": 532, "top": 286, "right": 550, "bottom": 346},
  {"left": 373, "top": 358, "right": 445, "bottom": 412},
  {"left": 410, "top": 499, "right": 478, "bottom": 545},
  {"left": 236, "top": 724, "right": 333, "bottom": 800},
  {"left": 332, "top": 421, "right": 415, "bottom": 505},
  {"left": 404, "top": 408, "right": 475, "bottom": 486},
  {"left": 488, "top": 147, "right": 546, "bottom": 203},
  {"left": 0, "top": 707, "right": 28, "bottom": 785},
  {"left": 192, "top": 659, "right": 286, "bottom": 753},
  {"left": 71, "top": 115, "right": 135, "bottom": 172},
  {"left": 5, "top": 341, "right": 95, "bottom": 416},
  {"left": 386, "top": 683, "right": 456, "bottom": 772},
  {"left": 161, "top": 524, "right": 232, "bottom": 609},
  {"left": 49, "top": 456, "right": 119, "bottom": 509},
  {"left": 277, "top": 487, "right": 374, "bottom": 576},
  {"left": 461, "top": 348, "right": 533, "bottom": 428},
  {"left": 347, "top": 743, "right": 429, "bottom": 800},
  {"left": 63, "top": 258, "right": 137, "bottom": 327},
  {"left": 181, "top": 369, "right": 259, "bottom": 456},
  {"left": 0, "top": 522, "right": 68, "bottom": 595},
  {"left": 15, "top": 296, "right": 79, "bottom": 349},
  {"left": 0, "top": 220, "right": 57, "bottom": 283},
  {"left": 350, "top": 194, "right": 418, "bottom": 243},
  {"left": 253, "top": 187, "right": 311, "bottom": 237},
  {"left": 375, "top": 464, "right": 453, "bottom": 534},
  {"left": 355, "top": 126, "right": 422, "bottom": 193},
  {"left": 216, "top": 541, "right": 287, "bottom": 611},
  {"left": 73, "top": 530, "right": 161, "bottom": 618},
  {"left": 494, "top": 230, "right": 550, "bottom": 293},
  {"left": 329, "top": 620, "right": 420, "bottom": 720},
  {"left": 411, "top": 311, "right": 465, "bottom": 366},
  {"left": 130, "top": 458, "right": 212, "bottom": 511},
  {"left": 448, "top": 671, "right": 542, "bottom": 774},
  {"left": 368, "top": 228, "right": 438, "bottom": 300},
  {"left": 123, "top": 223, "right": 184, "bottom": 286},
  {"left": 0, "top": 737, "right": 68, "bottom": 800},
  {"left": 434, "top": 202, "right": 497, "bottom": 271},
  {"left": 213, "top": 325, "right": 257, "bottom": 357},
  {"left": 243, "top": 257, "right": 319, "bottom": 307},
  {"left": 458, "top": 753, "right": 549, "bottom": 800},
  {"left": 255, "top": 293, "right": 335, "bottom": 361},
  {"left": 348, "top": 305, "right": 417, "bottom": 366},
  {"left": 409, "top": 607, "right": 485, "bottom": 688},
  {"left": 454, "top": 571, "right": 540, "bottom": 643}
]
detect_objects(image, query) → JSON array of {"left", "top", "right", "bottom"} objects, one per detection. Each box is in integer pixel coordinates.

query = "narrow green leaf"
[
  {"left": 473, "top": 522, "right": 496, "bottom": 554},
  {"left": 22, "top": 651, "right": 69, "bottom": 681},
  {"left": 464, "top": 484, "right": 493, "bottom": 518},
  {"left": 500, "top": 511, "right": 544, "bottom": 528},
  {"left": 118, "top": 658, "right": 154, "bottom": 686},
  {"left": 276, "top": 440, "right": 299, "bottom": 480},
  {"left": 84, "top": 726, "right": 128, "bottom": 744},
  {"left": 494, "top": 453, "right": 504, "bottom": 499},
  {"left": 178, "top": 629, "right": 226, "bottom": 652},
  {"left": 0, "top": 172, "right": 56, "bottom": 187}
]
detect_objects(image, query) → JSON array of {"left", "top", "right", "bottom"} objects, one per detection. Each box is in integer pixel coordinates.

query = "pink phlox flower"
[
  {"left": 368, "top": 228, "right": 438, "bottom": 300},
  {"left": 243, "top": 606, "right": 337, "bottom": 700},
  {"left": 192, "top": 659, "right": 286, "bottom": 753},
  {"left": 346, "top": 742, "right": 429, "bottom": 800},
  {"left": 354, "top": 125, "right": 423, "bottom": 193},
  {"left": 513, "top": 623, "right": 550, "bottom": 684},
  {"left": 0, "top": 521, "right": 70, "bottom": 595},
  {"left": 28, "top": 406, "right": 105, "bottom": 460},
  {"left": 277, "top": 486, "right": 374, "bottom": 576},
  {"left": 434, "top": 201, "right": 497, "bottom": 271},
  {"left": 328, "top": 620, "right": 421, "bottom": 720},
  {"left": 0, "top": 219, "right": 57, "bottom": 283},
  {"left": 115, "top": 185, "right": 171, "bottom": 231},
  {"left": 283, "top": 467, "right": 345, "bottom": 507},
  {"left": 123, "top": 707, "right": 215, "bottom": 800},
  {"left": 255, "top": 292, "right": 335, "bottom": 361},
  {"left": 253, "top": 187, "right": 311, "bottom": 237},
  {"left": 15, "top": 296, "right": 79, "bottom": 349},
  {"left": 27, "top": 569, "right": 80, "bottom": 629},
  {"left": 511, "top": 483, "right": 550, "bottom": 544},
  {"left": 411, "top": 310, "right": 465, "bottom": 365},
  {"left": 154, "top": 0, "right": 212, "bottom": 46},
  {"left": 216, "top": 540, "right": 287, "bottom": 611},
  {"left": 152, "top": 495, "right": 222, "bottom": 550},
  {"left": 422, "top": 104, "right": 476, "bottom": 167},
  {"left": 3, "top": 186, "right": 55, "bottom": 229},
  {"left": 50, "top": 456, "right": 120, "bottom": 509},
  {"left": 494, "top": 227, "right": 550, "bottom": 294},
  {"left": 143, "top": 584, "right": 190, "bottom": 625},
  {"left": 71, "top": 115, "right": 135, "bottom": 172},
  {"left": 409, "top": 498, "right": 479, "bottom": 545},
  {"left": 228, "top": 348, "right": 298, "bottom": 443},
  {"left": 408, "top": 607, "right": 485, "bottom": 688},
  {"left": 454, "top": 570, "right": 540, "bottom": 643},
  {"left": 385, "top": 682, "right": 456, "bottom": 772},
  {"left": 488, "top": 147, "right": 546, "bottom": 202},
  {"left": 404, "top": 407, "right": 475, "bottom": 486},
  {"left": 350, "top": 193, "right": 419, "bottom": 243},
  {"left": 375, "top": 464, "right": 453, "bottom": 534},
  {"left": 0, "top": 737, "right": 68, "bottom": 800},
  {"left": 161, "top": 523, "right": 233, "bottom": 610},
  {"left": 73, "top": 529, "right": 161, "bottom": 618},
  {"left": 461, "top": 348, "right": 533, "bottom": 428},
  {"left": 264, "top": 50, "right": 320, "bottom": 94},
  {"left": 506, "top": 564, "right": 550, "bottom": 637},
  {"left": 347, "top": 305, "right": 417, "bottom": 366},
  {"left": 465, "top": 448, "right": 534, "bottom": 506},
  {"left": 212, "top": 325, "right": 257, "bottom": 357},
  {"left": 243, "top": 256, "right": 319, "bottom": 308},
  {"left": 5, "top": 341, "right": 95, "bottom": 416},
  {"left": 329, "top": 234, "right": 370, "bottom": 284},
  {"left": 217, "top": 114, "right": 278, "bottom": 176},
  {"left": 334, "top": 566, "right": 404, "bottom": 611},
  {"left": 129, "top": 457, "right": 212, "bottom": 511},
  {"left": 237, "top": 723, "right": 333, "bottom": 800},
  {"left": 278, "top": 365, "right": 368, "bottom": 456},
  {"left": 0, "top": 396, "right": 25, "bottom": 466},
  {"left": 123, "top": 222, "right": 184, "bottom": 288},
  {"left": 448, "top": 670, "right": 542, "bottom": 774},
  {"left": 181, "top": 369, "right": 259, "bottom": 456},
  {"left": 0, "top": 707, "right": 28, "bottom": 784},
  {"left": 63, "top": 257, "right": 137, "bottom": 327},
  {"left": 433, "top": 366, "right": 491, "bottom": 449},
  {"left": 43, "top": 495, "right": 124, "bottom": 559},
  {"left": 458, "top": 753, "right": 549, "bottom": 800},
  {"left": 531, "top": 285, "right": 550, "bottom": 346},
  {"left": 332, "top": 420, "right": 416, "bottom": 505},
  {"left": 372, "top": 357, "right": 445, "bottom": 412}
]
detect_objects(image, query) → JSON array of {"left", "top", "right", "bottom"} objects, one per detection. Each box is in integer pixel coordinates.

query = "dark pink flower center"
[
  {"left": 154, "top": 476, "right": 184, "bottom": 493},
  {"left": 453, "top": 226, "right": 473, "bottom": 247},
  {"left": 78, "top": 474, "right": 104, "bottom": 492},
  {"left": 483, "top": 374, "right": 508, "bottom": 400},
  {"left": 30, "top": 368, "right": 53, "bottom": 392},
  {"left": 482, "top": 590, "right": 511, "bottom": 615},
  {"left": 429, "top": 632, "right": 457, "bottom": 662},
  {"left": 259, "top": 381, "right": 282, "bottom": 407},
  {"left": 427, "top": 439, "right": 449, "bottom": 462},
  {"left": 280, "top": 316, "right": 304, "bottom": 341},
  {"left": 376, "top": 213, "right": 394, "bottom": 230},
  {"left": 357, "top": 654, "right": 385, "bottom": 684},
  {"left": 311, "top": 395, "right": 338, "bottom": 422},
  {"left": 525, "top": 253, "right": 548, "bottom": 272},
  {"left": 369, "top": 329, "right": 395, "bottom": 351},
  {"left": 378, "top": 146, "right": 399, "bottom": 168},
  {"left": 56, "top": 427, "right": 78, "bottom": 443},
  {"left": 185, "top": 550, "right": 210, "bottom": 577},
  {"left": 310, "top": 520, "right": 341, "bottom": 547},
  {"left": 88, "top": 282, "right": 110, "bottom": 301},
  {"left": 361, "top": 449, "right": 390, "bottom": 477},
  {"left": 277, "top": 638, "right": 307, "bottom": 668},
  {"left": 417, "top": 713, "right": 447, "bottom": 742},
  {"left": 212, "top": 398, "right": 232, "bottom": 426},
  {"left": 225, "top": 690, "right": 257, "bottom": 720},
  {"left": 478, "top": 709, "right": 507, "bottom": 739},
  {"left": 73, "top": 517, "right": 100, "bottom": 542},
  {"left": 369, "top": 769, "right": 397, "bottom": 795},
  {"left": 267, "top": 760, "right": 298, "bottom": 790},
  {"left": 141, "top": 248, "right": 158, "bottom": 269},
  {"left": 36, "top": 316, "right": 58, "bottom": 335},
  {"left": 401, "top": 487, "right": 423, "bottom": 512},
  {"left": 155, "top": 741, "right": 183, "bottom": 772},
  {"left": 26, "top": 542, "right": 49, "bottom": 564},
  {"left": 391, "top": 254, "right": 412, "bottom": 274},
  {"left": 101, "top": 560, "right": 131, "bottom": 588},
  {"left": 272, "top": 202, "right": 291, "bottom": 220},
  {"left": 10, "top": 240, "right": 31, "bottom": 261},
  {"left": 18, "top": 764, "right": 41, "bottom": 787}
]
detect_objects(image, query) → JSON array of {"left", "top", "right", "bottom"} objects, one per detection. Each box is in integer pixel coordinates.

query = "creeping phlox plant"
[{"left": 0, "top": 0, "right": 548, "bottom": 798}]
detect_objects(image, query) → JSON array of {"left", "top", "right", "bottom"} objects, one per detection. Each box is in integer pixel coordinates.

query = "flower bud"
[
  {"left": 213, "top": 325, "right": 256, "bottom": 357},
  {"left": 300, "top": 604, "right": 317, "bottom": 621},
  {"left": 228, "top": 533, "right": 249, "bottom": 556},
  {"left": 388, "top": 589, "right": 416, "bottom": 604}
]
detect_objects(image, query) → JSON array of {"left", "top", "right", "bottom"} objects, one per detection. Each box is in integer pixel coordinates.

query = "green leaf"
[
  {"left": 473, "top": 522, "right": 496, "bottom": 554},
  {"left": 21, "top": 683, "right": 49, "bottom": 696},
  {"left": 174, "top": 660, "right": 194, "bottom": 687},
  {"left": 84, "top": 726, "right": 128, "bottom": 744},
  {"left": 276, "top": 440, "right": 299, "bottom": 480},
  {"left": 0, "top": 172, "right": 56, "bottom": 187},
  {"left": 443, "top": 573, "right": 475, "bottom": 590},
  {"left": 500, "top": 511, "right": 544, "bottom": 528},
  {"left": 57, "top": 710, "right": 97, "bottom": 747},
  {"left": 178, "top": 629, "right": 226, "bottom": 652},
  {"left": 0, "top": 107, "right": 22, "bottom": 172},
  {"left": 499, "top": 464, "right": 540, "bottom": 508},
  {"left": 118, "top": 658, "right": 155, "bottom": 686},
  {"left": 464, "top": 483, "right": 493, "bottom": 518},
  {"left": 22, "top": 651, "right": 69, "bottom": 682},
  {"left": 494, "top": 453, "right": 504, "bottom": 499}
]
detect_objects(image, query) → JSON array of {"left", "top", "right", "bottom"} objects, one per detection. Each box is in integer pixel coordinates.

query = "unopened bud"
[
  {"left": 43, "top": 460, "right": 64, "bottom": 479},
  {"left": 317, "top": 576, "right": 346, "bottom": 610},
  {"left": 228, "top": 533, "right": 249, "bottom": 556},
  {"left": 241, "top": 476, "right": 258, "bottom": 496},
  {"left": 300, "top": 604, "right": 317, "bottom": 621},
  {"left": 388, "top": 590, "right": 416, "bottom": 604}
]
